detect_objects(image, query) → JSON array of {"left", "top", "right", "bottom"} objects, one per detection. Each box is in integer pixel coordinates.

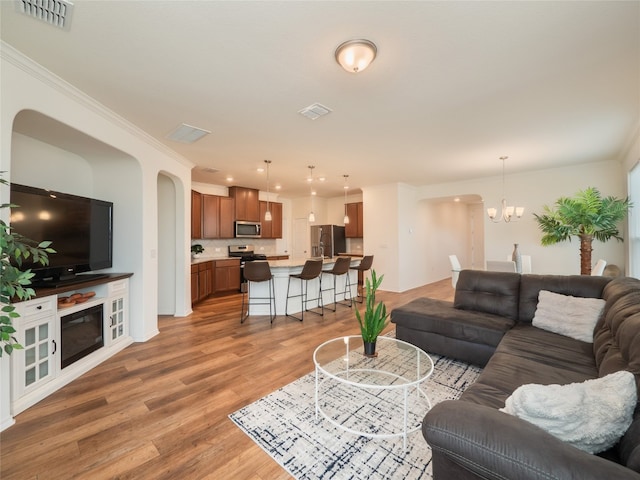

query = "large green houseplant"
[
  {"left": 533, "top": 187, "right": 631, "bottom": 275},
  {"left": 355, "top": 269, "right": 389, "bottom": 357},
  {"left": 1, "top": 174, "right": 54, "bottom": 356}
]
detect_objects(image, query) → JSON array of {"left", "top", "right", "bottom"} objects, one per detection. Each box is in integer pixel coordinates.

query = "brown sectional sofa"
[{"left": 390, "top": 270, "right": 640, "bottom": 480}]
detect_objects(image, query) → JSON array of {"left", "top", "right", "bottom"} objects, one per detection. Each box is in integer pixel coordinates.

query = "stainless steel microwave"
[{"left": 235, "top": 221, "right": 261, "bottom": 238}]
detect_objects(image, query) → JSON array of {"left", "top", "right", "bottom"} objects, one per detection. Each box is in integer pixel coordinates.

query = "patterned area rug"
[{"left": 229, "top": 342, "right": 481, "bottom": 480}]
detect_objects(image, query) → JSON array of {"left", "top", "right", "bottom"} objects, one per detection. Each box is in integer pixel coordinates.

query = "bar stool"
[
  {"left": 321, "top": 257, "right": 353, "bottom": 311},
  {"left": 241, "top": 261, "right": 276, "bottom": 324},
  {"left": 285, "top": 259, "right": 324, "bottom": 321},
  {"left": 350, "top": 255, "right": 374, "bottom": 303}
]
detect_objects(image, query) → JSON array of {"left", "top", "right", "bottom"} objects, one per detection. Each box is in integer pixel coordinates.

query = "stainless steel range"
[{"left": 228, "top": 245, "right": 267, "bottom": 291}]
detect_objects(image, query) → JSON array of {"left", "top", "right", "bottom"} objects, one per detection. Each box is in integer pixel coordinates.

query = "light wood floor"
[{"left": 0, "top": 278, "right": 454, "bottom": 480}]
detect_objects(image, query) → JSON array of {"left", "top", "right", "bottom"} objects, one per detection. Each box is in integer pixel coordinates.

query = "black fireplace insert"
[{"left": 60, "top": 303, "right": 104, "bottom": 368}]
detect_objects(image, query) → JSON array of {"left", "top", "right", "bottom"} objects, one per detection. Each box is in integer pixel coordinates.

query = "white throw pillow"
[
  {"left": 532, "top": 290, "right": 605, "bottom": 343},
  {"left": 500, "top": 371, "right": 637, "bottom": 454}
]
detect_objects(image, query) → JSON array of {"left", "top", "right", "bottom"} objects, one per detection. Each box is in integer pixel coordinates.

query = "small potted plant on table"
[{"left": 355, "top": 269, "right": 389, "bottom": 357}]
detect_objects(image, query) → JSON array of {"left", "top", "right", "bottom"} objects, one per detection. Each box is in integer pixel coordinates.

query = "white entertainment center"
[{"left": 10, "top": 274, "right": 132, "bottom": 415}]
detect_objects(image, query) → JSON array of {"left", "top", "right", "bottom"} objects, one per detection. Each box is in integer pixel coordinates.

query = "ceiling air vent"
[
  {"left": 166, "top": 123, "right": 211, "bottom": 144},
  {"left": 298, "top": 103, "right": 332, "bottom": 120},
  {"left": 16, "top": 0, "right": 74, "bottom": 30}
]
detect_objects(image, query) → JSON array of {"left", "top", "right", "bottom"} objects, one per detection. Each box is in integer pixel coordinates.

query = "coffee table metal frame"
[{"left": 313, "top": 335, "right": 433, "bottom": 450}]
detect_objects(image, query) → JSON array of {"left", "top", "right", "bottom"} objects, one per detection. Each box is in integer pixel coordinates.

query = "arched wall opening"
[{"left": 9, "top": 109, "right": 146, "bottom": 335}]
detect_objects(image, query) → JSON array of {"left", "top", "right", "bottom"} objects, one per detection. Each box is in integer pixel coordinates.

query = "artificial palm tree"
[{"left": 533, "top": 187, "right": 631, "bottom": 275}]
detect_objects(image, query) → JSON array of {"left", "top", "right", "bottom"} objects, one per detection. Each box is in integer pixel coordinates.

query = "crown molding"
[{"left": 1, "top": 41, "right": 194, "bottom": 169}]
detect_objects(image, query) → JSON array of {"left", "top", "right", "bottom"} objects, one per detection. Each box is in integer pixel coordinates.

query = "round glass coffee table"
[{"left": 313, "top": 335, "right": 433, "bottom": 450}]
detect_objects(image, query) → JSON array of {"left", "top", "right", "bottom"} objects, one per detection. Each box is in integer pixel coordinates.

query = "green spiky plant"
[
  {"left": 1, "top": 174, "right": 55, "bottom": 356},
  {"left": 355, "top": 269, "right": 389, "bottom": 345},
  {"left": 533, "top": 187, "right": 631, "bottom": 275}
]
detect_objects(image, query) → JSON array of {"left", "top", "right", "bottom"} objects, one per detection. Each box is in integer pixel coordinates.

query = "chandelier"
[{"left": 487, "top": 156, "right": 524, "bottom": 223}]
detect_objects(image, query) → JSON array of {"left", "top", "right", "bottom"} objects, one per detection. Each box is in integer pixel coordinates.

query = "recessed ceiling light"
[
  {"left": 166, "top": 123, "right": 211, "bottom": 144},
  {"left": 226, "top": 176, "right": 233, "bottom": 182},
  {"left": 275, "top": 185, "right": 282, "bottom": 190}
]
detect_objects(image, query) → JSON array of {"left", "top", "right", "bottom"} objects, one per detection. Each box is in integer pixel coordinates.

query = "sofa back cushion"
[
  {"left": 593, "top": 276, "right": 640, "bottom": 471},
  {"left": 518, "top": 274, "right": 610, "bottom": 323},
  {"left": 454, "top": 270, "right": 521, "bottom": 321}
]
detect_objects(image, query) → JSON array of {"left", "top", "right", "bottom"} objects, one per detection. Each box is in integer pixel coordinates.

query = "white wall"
[
  {"left": 1, "top": 42, "right": 193, "bottom": 430},
  {"left": 623, "top": 128, "right": 640, "bottom": 277},
  {"left": 158, "top": 174, "right": 177, "bottom": 315},
  {"left": 361, "top": 184, "right": 403, "bottom": 292}
]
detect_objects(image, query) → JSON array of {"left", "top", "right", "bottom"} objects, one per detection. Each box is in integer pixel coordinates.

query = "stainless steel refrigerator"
[{"left": 310, "top": 225, "right": 346, "bottom": 258}]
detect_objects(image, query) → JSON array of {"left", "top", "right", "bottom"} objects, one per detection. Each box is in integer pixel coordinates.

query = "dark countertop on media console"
[{"left": 28, "top": 273, "right": 134, "bottom": 299}]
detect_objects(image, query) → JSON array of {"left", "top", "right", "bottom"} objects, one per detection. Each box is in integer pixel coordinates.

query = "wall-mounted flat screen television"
[{"left": 10, "top": 183, "right": 113, "bottom": 287}]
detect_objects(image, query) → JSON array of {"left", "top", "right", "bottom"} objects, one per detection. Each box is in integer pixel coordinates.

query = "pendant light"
[
  {"left": 264, "top": 159, "right": 272, "bottom": 221},
  {"left": 308, "top": 165, "right": 316, "bottom": 223},
  {"left": 343, "top": 174, "right": 350, "bottom": 224},
  {"left": 487, "top": 156, "right": 525, "bottom": 223}
]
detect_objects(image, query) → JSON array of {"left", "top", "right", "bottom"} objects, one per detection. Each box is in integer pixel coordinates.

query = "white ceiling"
[{"left": 2, "top": 1, "right": 639, "bottom": 198}]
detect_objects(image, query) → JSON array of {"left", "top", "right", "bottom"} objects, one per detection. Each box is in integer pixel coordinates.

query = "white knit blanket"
[{"left": 500, "top": 371, "right": 637, "bottom": 454}]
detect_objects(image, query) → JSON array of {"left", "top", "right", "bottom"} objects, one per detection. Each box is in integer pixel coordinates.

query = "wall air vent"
[
  {"left": 298, "top": 103, "right": 332, "bottom": 120},
  {"left": 16, "top": 0, "right": 74, "bottom": 30}
]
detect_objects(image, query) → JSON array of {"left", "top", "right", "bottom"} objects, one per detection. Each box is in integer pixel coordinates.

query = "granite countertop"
[
  {"left": 191, "top": 256, "right": 235, "bottom": 265},
  {"left": 267, "top": 257, "right": 359, "bottom": 269}
]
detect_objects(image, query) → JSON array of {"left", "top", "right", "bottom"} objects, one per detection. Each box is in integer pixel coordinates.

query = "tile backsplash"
[{"left": 191, "top": 239, "right": 281, "bottom": 258}]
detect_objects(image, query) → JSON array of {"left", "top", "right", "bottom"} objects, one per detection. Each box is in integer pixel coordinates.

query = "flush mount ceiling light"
[
  {"left": 487, "top": 156, "right": 525, "bottom": 223},
  {"left": 335, "top": 39, "right": 377, "bottom": 73},
  {"left": 166, "top": 123, "right": 211, "bottom": 144}
]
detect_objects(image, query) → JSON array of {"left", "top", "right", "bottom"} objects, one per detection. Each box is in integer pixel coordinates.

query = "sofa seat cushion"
[
  {"left": 391, "top": 297, "right": 515, "bottom": 348},
  {"left": 460, "top": 324, "right": 598, "bottom": 409},
  {"left": 497, "top": 324, "right": 599, "bottom": 375}
]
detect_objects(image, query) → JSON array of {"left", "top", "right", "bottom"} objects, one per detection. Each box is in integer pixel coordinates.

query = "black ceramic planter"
[{"left": 363, "top": 340, "right": 377, "bottom": 357}]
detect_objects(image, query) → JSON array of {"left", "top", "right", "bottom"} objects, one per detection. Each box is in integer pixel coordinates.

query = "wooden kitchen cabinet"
[
  {"left": 229, "top": 186, "right": 260, "bottom": 221},
  {"left": 214, "top": 259, "right": 241, "bottom": 293},
  {"left": 202, "top": 194, "right": 220, "bottom": 238},
  {"left": 200, "top": 194, "right": 235, "bottom": 239},
  {"left": 345, "top": 202, "right": 363, "bottom": 238},
  {"left": 219, "top": 196, "right": 235, "bottom": 238},
  {"left": 192, "top": 261, "right": 214, "bottom": 304},
  {"left": 191, "top": 264, "right": 199, "bottom": 304},
  {"left": 191, "top": 190, "right": 202, "bottom": 239},
  {"left": 259, "top": 201, "right": 283, "bottom": 239}
]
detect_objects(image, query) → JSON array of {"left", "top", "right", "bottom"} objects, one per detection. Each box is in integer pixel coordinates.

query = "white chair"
[
  {"left": 591, "top": 259, "right": 607, "bottom": 276},
  {"left": 486, "top": 260, "right": 517, "bottom": 272},
  {"left": 449, "top": 255, "right": 461, "bottom": 288}
]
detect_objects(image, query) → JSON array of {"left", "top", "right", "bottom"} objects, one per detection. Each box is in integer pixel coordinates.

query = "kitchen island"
[{"left": 246, "top": 257, "right": 359, "bottom": 317}]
